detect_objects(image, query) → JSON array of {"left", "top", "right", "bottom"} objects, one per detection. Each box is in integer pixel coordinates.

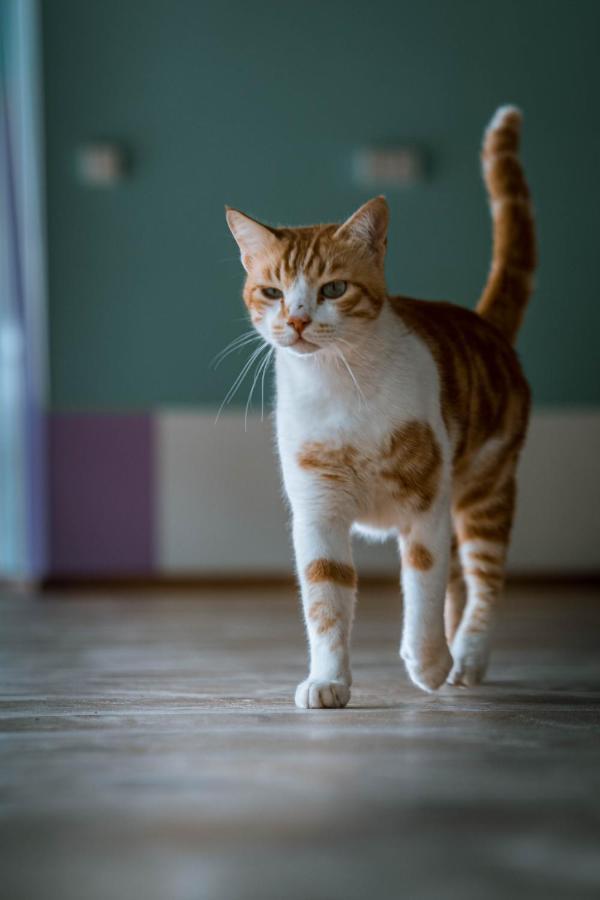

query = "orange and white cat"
[{"left": 226, "top": 106, "right": 535, "bottom": 708}]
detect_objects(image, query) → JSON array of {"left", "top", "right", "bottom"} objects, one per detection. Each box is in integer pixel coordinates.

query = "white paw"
[
  {"left": 402, "top": 644, "right": 453, "bottom": 693},
  {"left": 448, "top": 633, "right": 490, "bottom": 686},
  {"left": 295, "top": 679, "right": 351, "bottom": 709}
]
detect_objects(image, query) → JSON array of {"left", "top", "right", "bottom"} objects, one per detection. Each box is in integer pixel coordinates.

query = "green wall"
[{"left": 43, "top": 0, "right": 600, "bottom": 410}]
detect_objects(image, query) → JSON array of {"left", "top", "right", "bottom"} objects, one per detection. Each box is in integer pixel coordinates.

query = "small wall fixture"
[
  {"left": 353, "top": 146, "right": 425, "bottom": 188},
  {"left": 76, "top": 143, "right": 129, "bottom": 187}
]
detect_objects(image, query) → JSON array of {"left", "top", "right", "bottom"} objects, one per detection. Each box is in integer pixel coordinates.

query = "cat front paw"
[
  {"left": 402, "top": 643, "right": 453, "bottom": 692},
  {"left": 295, "top": 679, "right": 351, "bottom": 709},
  {"left": 447, "top": 633, "right": 490, "bottom": 686}
]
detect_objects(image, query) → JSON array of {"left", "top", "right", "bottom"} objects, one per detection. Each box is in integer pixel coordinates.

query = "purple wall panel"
[{"left": 49, "top": 414, "right": 155, "bottom": 575}]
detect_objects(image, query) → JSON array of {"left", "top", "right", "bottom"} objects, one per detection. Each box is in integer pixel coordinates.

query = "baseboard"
[
  {"left": 158, "top": 408, "right": 600, "bottom": 575},
  {"left": 38, "top": 571, "right": 600, "bottom": 592}
]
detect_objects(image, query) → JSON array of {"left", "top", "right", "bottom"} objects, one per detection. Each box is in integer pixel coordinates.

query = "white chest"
[{"left": 275, "top": 328, "right": 439, "bottom": 458}]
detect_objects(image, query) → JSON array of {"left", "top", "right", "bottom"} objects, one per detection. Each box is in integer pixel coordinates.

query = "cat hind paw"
[
  {"left": 402, "top": 645, "right": 453, "bottom": 693},
  {"left": 447, "top": 634, "right": 490, "bottom": 686}
]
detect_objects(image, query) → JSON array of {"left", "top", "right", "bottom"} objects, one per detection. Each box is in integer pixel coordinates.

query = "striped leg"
[
  {"left": 448, "top": 478, "right": 515, "bottom": 686},
  {"left": 444, "top": 534, "right": 467, "bottom": 645},
  {"left": 293, "top": 514, "right": 357, "bottom": 709}
]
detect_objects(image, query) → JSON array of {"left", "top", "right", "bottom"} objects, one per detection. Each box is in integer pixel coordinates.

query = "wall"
[
  {"left": 40, "top": 1, "right": 600, "bottom": 576},
  {"left": 43, "top": 0, "right": 600, "bottom": 411}
]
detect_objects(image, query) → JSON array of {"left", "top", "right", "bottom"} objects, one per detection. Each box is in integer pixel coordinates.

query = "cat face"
[{"left": 226, "top": 197, "right": 389, "bottom": 357}]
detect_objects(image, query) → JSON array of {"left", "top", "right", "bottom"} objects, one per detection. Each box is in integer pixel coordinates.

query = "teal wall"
[{"left": 42, "top": 0, "right": 600, "bottom": 410}]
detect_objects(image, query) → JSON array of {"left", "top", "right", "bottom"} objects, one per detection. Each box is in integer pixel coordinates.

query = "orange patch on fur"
[
  {"left": 307, "top": 601, "right": 340, "bottom": 635},
  {"left": 457, "top": 475, "right": 516, "bottom": 548},
  {"left": 393, "top": 297, "right": 530, "bottom": 474},
  {"left": 465, "top": 566, "right": 503, "bottom": 587},
  {"left": 307, "top": 599, "right": 348, "bottom": 637},
  {"left": 380, "top": 420, "right": 441, "bottom": 511},
  {"left": 461, "top": 523, "right": 511, "bottom": 544},
  {"left": 469, "top": 549, "right": 504, "bottom": 566},
  {"left": 298, "top": 422, "right": 441, "bottom": 512},
  {"left": 297, "top": 443, "right": 358, "bottom": 483},
  {"left": 305, "top": 559, "right": 357, "bottom": 589},
  {"left": 406, "top": 542, "right": 434, "bottom": 571}
]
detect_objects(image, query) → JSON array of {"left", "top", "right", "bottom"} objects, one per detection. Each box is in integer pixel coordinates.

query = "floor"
[{"left": 1, "top": 583, "right": 600, "bottom": 900}]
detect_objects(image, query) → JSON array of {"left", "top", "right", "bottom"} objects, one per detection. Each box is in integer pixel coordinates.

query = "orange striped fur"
[{"left": 477, "top": 107, "right": 536, "bottom": 342}]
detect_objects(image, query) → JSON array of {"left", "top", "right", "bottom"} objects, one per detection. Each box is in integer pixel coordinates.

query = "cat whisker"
[
  {"left": 211, "top": 331, "right": 262, "bottom": 369},
  {"left": 211, "top": 331, "right": 256, "bottom": 361},
  {"left": 244, "top": 344, "right": 273, "bottom": 431},
  {"left": 211, "top": 330, "right": 262, "bottom": 366},
  {"left": 215, "top": 341, "right": 268, "bottom": 423},
  {"left": 336, "top": 347, "right": 366, "bottom": 406}
]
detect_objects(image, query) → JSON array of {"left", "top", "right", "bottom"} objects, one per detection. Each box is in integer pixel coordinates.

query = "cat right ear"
[
  {"left": 225, "top": 207, "right": 280, "bottom": 271},
  {"left": 334, "top": 196, "right": 389, "bottom": 257}
]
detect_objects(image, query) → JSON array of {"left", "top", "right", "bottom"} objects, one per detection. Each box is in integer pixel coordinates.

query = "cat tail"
[{"left": 476, "top": 106, "right": 536, "bottom": 344}]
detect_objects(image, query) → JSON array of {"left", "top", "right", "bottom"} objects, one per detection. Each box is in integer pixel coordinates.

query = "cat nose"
[{"left": 287, "top": 314, "right": 311, "bottom": 335}]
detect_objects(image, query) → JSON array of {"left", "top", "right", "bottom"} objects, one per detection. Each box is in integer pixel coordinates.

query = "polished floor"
[{"left": 1, "top": 582, "right": 600, "bottom": 900}]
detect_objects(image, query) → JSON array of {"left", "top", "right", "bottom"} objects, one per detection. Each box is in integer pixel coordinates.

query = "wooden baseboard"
[
  {"left": 37, "top": 571, "right": 600, "bottom": 592},
  {"left": 40, "top": 574, "right": 295, "bottom": 592}
]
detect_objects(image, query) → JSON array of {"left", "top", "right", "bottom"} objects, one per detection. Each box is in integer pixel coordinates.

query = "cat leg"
[
  {"left": 448, "top": 477, "right": 515, "bottom": 686},
  {"left": 399, "top": 504, "right": 453, "bottom": 692},
  {"left": 444, "top": 533, "right": 467, "bottom": 645},
  {"left": 293, "top": 514, "right": 356, "bottom": 709}
]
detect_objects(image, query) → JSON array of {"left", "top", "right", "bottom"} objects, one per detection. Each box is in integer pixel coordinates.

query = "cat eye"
[
  {"left": 261, "top": 287, "right": 283, "bottom": 300},
  {"left": 321, "top": 280, "right": 347, "bottom": 299}
]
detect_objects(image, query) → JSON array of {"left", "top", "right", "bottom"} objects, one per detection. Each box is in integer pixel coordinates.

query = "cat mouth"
[{"left": 288, "top": 336, "right": 320, "bottom": 354}]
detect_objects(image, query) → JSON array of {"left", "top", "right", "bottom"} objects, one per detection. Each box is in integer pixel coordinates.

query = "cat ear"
[
  {"left": 334, "top": 196, "right": 389, "bottom": 255},
  {"left": 225, "top": 207, "right": 280, "bottom": 271}
]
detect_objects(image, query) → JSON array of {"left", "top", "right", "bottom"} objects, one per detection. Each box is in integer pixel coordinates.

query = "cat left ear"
[
  {"left": 334, "top": 196, "right": 389, "bottom": 255},
  {"left": 225, "top": 207, "right": 280, "bottom": 271}
]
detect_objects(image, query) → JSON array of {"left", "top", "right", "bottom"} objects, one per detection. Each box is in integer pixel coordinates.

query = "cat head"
[{"left": 226, "top": 197, "right": 388, "bottom": 357}]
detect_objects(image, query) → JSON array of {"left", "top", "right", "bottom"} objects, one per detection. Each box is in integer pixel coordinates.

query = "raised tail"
[{"left": 476, "top": 106, "right": 536, "bottom": 344}]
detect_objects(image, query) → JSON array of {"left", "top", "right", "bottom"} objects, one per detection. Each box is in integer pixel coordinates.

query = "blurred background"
[
  {"left": 3, "top": 6, "right": 600, "bottom": 900},
  {"left": 2, "top": 0, "right": 599, "bottom": 583}
]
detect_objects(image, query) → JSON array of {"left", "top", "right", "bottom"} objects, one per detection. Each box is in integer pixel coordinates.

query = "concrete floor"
[{"left": 1, "top": 583, "right": 600, "bottom": 900}]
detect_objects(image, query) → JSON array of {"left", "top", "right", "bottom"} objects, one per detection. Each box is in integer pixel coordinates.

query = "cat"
[{"left": 225, "top": 106, "right": 535, "bottom": 708}]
